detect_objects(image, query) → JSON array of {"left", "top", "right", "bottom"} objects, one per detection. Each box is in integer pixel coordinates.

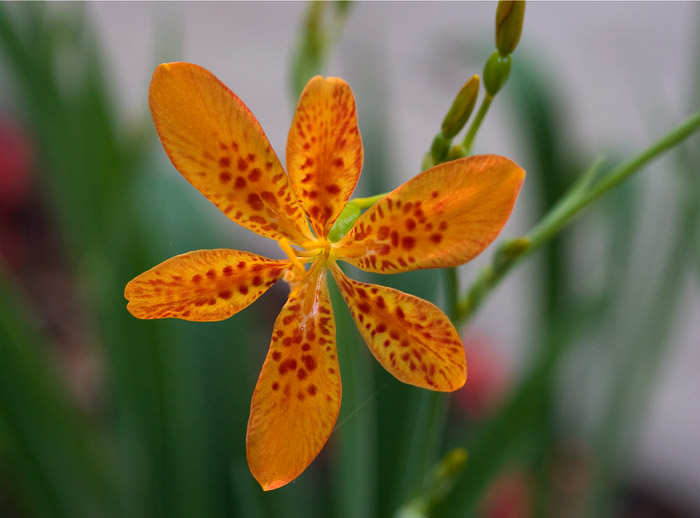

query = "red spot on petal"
[
  {"left": 222, "top": 265, "right": 234, "bottom": 276},
  {"left": 218, "top": 290, "right": 232, "bottom": 300},
  {"left": 297, "top": 368, "right": 307, "bottom": 380},
  {"left": 272, "top": 351, "right": 282, "bottom": 361},
  {"left": 272, "top": 382, "right": 279, "bottom": 391},
  {"left": 302, "top": 355, "right": 317, "bottom": 372},
  {"left": 248, "top": 168, "right": 261, "bottom": 182},
  {"left": 405, "top": 219, "right": 416, "bottom": 231},
  {"left": 237, "top": 157, "right": 248, "bottom": 171},
  {"left": 219, "top": 171, "right": 232, "bottom": 183},
  {"left": 206, "top": 269, "right": 216, "bottom": 279},
  {"left": 401, "top": 236, "right": 416, "bottom": 250},
  {"left": 219, "top": 157, "right": 231, "bottom": 167},
  {"left": 307, "top": 384, "right": 318, "bottom": 396},
  {"left": 191, "top": 274, "right": 202, "bottom": 283},
  {"left": 279, "top": 358, "right": 297, "bottom": 375},
  {"left": 234, "top": 176, "right": 247, "bottom": 189},
  {"left": 247, "top": 193, "right": 263, "bottom": 211},
  {"left": 430, "top": 233, "right": 443, "bottom": 244}
]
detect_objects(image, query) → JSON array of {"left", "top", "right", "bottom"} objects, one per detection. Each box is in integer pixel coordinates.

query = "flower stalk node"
[{"left": 483, "top": 51, "right": 512, "bottom": 96}]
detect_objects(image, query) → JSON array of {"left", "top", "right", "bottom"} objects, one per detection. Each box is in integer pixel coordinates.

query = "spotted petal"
[
  {"left": 334, "top": 155, "right": 524, "bottom": 273},
  {"left": 286, "top": 76, "right": 363, "bottom": 238},
  {"left": 331, "top": 265, "right": 465, "bottom": 391},
  {"left": 247, "top": 265, "right": 340, "bottom": 490},
  {"left": 125, "top": 249, "right": 289, "bottom": 321},
  {"left": 149, "top": 63, "right": 313, "bottom": 244}
]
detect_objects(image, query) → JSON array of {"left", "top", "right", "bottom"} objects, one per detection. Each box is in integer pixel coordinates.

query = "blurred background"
[{"left": 1, "top": 2, "right": 699, "bottom": 517}]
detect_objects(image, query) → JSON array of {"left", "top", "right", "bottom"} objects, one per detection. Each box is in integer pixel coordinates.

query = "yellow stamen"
[
  {"left": 301, "top": 238, "right": 331, "bottom": 251},
  {"left": 278, "top": 238, "right": 307, "bottom": 276}
]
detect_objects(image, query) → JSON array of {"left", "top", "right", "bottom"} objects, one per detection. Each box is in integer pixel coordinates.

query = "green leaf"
[{"left": 0, "top": 270, "right": 117, "bottom": 517}]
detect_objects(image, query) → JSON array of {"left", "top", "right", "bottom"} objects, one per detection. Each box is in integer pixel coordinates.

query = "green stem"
[
  {"left": 442, "top": 267, "right": 459, "bottom": 321},
  {"left": 457, "top": 109, "right": 700, "bottom": 323},
  {"left": 461, "top": 93, "right": 494, "bottom": 155}
]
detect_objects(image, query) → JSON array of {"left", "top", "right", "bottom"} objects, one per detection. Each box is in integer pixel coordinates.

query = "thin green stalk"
[
  {"left": 442, "top": 267, "right": 460, "bottom": 321},
  {"left": 457, "top": 110, "right": 700, "bottom": 323},
  {"left": 461, "top": 93, "right": 494, "bottom": 155},
  {"left": 394, "top": 390, "right": 449, "bottom": 507}
]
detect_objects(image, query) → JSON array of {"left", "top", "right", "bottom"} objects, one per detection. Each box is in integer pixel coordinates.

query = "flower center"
[
  {"left": 300, "top": 238, "right": 332, "bottom": 262},
  {"left": 277, "top": 237, "right": 333, "bottom": 279}
]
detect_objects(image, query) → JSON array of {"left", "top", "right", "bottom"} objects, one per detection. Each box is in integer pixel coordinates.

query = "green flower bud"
[
  {"left": 483, "top": 51, "right": 511, "bottom": 96},
  {"left": 430, "top": 132, "right": 452, "bottom": 164},
  {"left": 441, "top": 75, "right": 480, "bottom": 139},
  {"left": 422, "top": 152, "right": 435, "bottom": 171},
  {"left": 420, "top": 153, "right": 435, "bottom": 171},
  {"left": 447, "top": 144, "right": 466, "bottom": 161},
  {"left": 495, "top": 0, "right": 525, "bottom": 56}
]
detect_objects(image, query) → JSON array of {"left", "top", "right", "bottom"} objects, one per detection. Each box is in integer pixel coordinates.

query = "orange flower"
[{"left": 125, "top": 63, "right": 525, "bottom": 490}]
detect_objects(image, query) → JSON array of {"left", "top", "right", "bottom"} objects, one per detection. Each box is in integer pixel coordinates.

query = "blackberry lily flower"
[{"left": 125, "top": 63, "right": 524, "bottom": 490}]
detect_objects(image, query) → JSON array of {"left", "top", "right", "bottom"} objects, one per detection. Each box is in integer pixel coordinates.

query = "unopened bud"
[
  {"left": 483, "top": 51, "right": 511, "bottom": 96},
  {"left": 495, "top": 1, "right": 525, "bottom": 56},
  {"left": 430, "top": 133, "right": 452, "bottom": 164},
  {"left": 422, "top": 152, "right": 435, "bottom": 172},
  {"left": 447, "top": 144, "right": 466, "bottom": 161},
  {"left": 441, "top": 75, "right": 480, "bottom": 139}
]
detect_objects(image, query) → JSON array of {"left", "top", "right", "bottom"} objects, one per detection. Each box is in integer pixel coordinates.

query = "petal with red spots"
[
  {"left": 247, "top": 265, "right": 340, "bottom": 490},
  {"left": 149, "top": 63, "right": 313, "bottom": 244},
  {"left": 331, "top": 265, "right": 466, "bottom": 391},
  {"left": 286, "top": 76, "right": 363, "bottom": 238},
  {"left": 125, "top": 249, "right": 289, "bottom": 322},
  {"left": 334, "top": 155, "right": 525, "bottom": 273}
]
